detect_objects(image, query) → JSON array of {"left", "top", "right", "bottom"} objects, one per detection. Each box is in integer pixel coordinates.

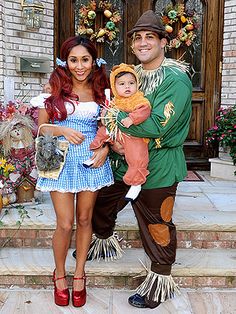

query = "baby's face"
[{"left": 115, "top": 73, "right": 137, "bottom": 98}]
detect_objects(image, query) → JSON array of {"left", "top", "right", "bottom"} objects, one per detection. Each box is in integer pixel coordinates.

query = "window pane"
[
  {"left": 184, "top": 0, "right": 203, "bottom": 89},
  {"left": 155, "top": 0, "right": 173, "bottom": 14},
  {"left": 154, "top": 0, "right": 204, "bottom": 89}
]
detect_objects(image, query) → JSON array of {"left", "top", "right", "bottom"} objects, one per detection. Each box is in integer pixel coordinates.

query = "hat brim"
[{"left": 127, "top": 26, "right": 169, "bottom": 39}]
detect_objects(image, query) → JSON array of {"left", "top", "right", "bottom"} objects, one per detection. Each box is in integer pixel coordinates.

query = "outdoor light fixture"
[{"left": 21, "top": 0, "right": 44, "bottom": 30}]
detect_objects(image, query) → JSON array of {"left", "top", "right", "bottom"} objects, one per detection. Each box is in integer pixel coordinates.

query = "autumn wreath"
[
  {"left": 77, "top": 0, "right": 121, "bottom": 43},
  {"left": 161, "top": 3, "right": 199, "bottom": 49}
]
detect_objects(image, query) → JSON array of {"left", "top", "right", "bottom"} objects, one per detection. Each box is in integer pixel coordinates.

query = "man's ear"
[{"left": 160, "top": 37, "right": 168, "bottom": 49}]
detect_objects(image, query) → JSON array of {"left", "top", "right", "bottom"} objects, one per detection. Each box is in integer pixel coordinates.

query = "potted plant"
[{"left": 206, "top": 104, "right": 236, "bottom": 174}]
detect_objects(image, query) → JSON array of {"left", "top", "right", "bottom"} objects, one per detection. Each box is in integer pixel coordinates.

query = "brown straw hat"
[{"left": 127, "top": 10, "right": 168, "bottom": 38}]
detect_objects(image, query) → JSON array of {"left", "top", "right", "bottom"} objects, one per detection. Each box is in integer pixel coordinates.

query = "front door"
[{"left": 54, "top": 0, "right": 224, "bottom": 168}]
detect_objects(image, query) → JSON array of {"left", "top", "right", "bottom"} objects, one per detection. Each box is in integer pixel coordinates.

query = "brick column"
[{"left": 221, "top": 0, "right": 236, "bottom": 107}]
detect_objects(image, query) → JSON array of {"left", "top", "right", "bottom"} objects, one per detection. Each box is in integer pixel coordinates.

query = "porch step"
[
  {"left": 0, "top": 201, "right": 236, "bottom": 249},
  {"left": 0, "top": 247, "right": 235, "bottom": 289}
]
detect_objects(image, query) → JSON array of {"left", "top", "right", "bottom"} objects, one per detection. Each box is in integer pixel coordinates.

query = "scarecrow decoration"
[{"left": 0, "top": 101, "right": 38, "bottom": 204}]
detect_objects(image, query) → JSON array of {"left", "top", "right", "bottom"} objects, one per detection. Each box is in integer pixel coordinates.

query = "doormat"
[{"left": 184, "top": 171, "right": 204, "bottom": 181}]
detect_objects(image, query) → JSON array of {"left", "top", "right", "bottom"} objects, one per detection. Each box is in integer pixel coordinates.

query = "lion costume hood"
[{"left": 109, "top": 63, "right": 150, "bottom": 112}]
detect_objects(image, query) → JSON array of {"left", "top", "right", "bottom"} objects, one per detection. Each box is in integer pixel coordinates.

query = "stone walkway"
[{"left": 0, "top": 288, "right": 236, "bottom": 314}]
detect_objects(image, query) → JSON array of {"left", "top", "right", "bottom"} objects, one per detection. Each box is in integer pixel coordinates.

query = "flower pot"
[{"left": 218, "top": 145, "right": 232, "bottom": 162}]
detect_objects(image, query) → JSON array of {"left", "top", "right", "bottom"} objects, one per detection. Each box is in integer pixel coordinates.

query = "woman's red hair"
[{"left": 45, "top": 36, "right": 109, "bottom": 121}]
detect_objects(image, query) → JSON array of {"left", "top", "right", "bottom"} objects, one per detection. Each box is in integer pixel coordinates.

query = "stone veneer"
[
  {"left": 221, "top": 0, "right": 236, "bottom": 106},
  {"left": 209, "top": 0, "right": 236, "bottom": 180},
  {"left": 0, "top": 247, "right": 235, "bottom": 289},
  {"left": 0, "top": 228, "right": 236, "bottom": 249}
]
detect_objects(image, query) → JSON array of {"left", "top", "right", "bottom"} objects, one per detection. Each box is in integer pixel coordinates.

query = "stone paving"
[
  {"left": 0, "top": 171, "right": 236, "bottom": 313},
  {"left": 0, "top": 288, "right": 236, "bottom": 313}
]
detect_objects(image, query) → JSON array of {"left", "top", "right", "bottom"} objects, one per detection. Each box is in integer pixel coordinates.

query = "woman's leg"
[
  {"left": 50, "top": 191, "right": 75, "bottom": 290},
  {"left": 74, "top": 191, "right": 98, "bottom": 290}
]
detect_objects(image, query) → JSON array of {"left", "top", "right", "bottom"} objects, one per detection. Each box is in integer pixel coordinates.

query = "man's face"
[{"left": 132, "top": 31, "right": 167, "bottom": 70}]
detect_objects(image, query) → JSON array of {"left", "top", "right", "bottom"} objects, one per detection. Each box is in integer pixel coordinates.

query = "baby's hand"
[{"left": 121, "top": 117, "right": 133, "bottom": 128}]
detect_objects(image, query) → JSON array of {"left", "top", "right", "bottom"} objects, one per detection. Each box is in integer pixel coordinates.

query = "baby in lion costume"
[{"left": 90, "top": 63, "right": 151, "bottom": 201}]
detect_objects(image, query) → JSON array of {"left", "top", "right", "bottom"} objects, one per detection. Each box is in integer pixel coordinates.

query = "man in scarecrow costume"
[{"left": 73, "top": 10, "right": 192, "bottom": 309}]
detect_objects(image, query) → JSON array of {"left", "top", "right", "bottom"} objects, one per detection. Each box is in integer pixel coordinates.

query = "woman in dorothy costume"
[{"left": 31, "top": 36, "right": 113, "bottom": 308}]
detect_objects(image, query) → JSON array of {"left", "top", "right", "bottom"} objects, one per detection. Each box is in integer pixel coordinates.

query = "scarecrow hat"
[{"left": 127, "top": 10, "right": 168, "bottom": 38}]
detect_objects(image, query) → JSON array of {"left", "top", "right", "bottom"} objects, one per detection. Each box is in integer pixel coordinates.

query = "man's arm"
[{"left": 117, "top": 78, "right": 192, "bottom": 139}]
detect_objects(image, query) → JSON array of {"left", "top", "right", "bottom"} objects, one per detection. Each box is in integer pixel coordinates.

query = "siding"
[{"left": 0, "top": 0, "right": 54, "bottom": 103}]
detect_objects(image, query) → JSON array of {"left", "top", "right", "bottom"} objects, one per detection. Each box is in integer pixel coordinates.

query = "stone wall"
[
  {"left": 221, "top": 0, "right": 236, "bottom": 106},
  {"left": 0, "top": 0, "right": 54, "bottom": 104}
]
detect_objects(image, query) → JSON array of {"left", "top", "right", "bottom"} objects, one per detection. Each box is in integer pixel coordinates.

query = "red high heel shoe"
[
  {"left": 52, "top": 269, "right": 69, "bottom": 306},
  {"left": 72, "top": 275, "right": 86, "bottom": 307}
]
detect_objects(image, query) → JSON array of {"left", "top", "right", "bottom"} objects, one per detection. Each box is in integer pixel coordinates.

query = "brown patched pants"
[{"left": 92, "top": 180, "right": 178, "bottom": 275}]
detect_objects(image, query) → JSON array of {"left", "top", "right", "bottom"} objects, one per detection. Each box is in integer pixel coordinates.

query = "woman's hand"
[
  {"left": 62, "top": 127, "right": 85, "bottom": 144},
  {"left": 91, "top": 145, "right": 109, "bottom": 168}
]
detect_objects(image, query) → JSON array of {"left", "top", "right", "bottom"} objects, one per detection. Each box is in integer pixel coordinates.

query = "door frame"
[{"left": 54, "top": 0, "right": 225, "bottom": 168}]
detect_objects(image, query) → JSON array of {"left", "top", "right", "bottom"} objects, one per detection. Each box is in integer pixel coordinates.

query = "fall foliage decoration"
[
  {"left": 77, "top": 0, "right": 121, "bottom": 43},
  {"left": 161, "top": 3, "right": 199, "bottom": 49}
]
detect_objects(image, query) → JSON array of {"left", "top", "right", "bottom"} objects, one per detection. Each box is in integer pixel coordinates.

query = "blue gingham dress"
[{"left": 36, "top": 98, "right": 114, "bottom": 193}]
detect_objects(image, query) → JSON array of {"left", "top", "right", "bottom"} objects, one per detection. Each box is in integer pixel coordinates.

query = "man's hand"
[
  {"left": 91, "top": 145, "right": 109, "bottom": 168},
  {"left": 110, "top": 141, "right": 125, "bottom": 155}
]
